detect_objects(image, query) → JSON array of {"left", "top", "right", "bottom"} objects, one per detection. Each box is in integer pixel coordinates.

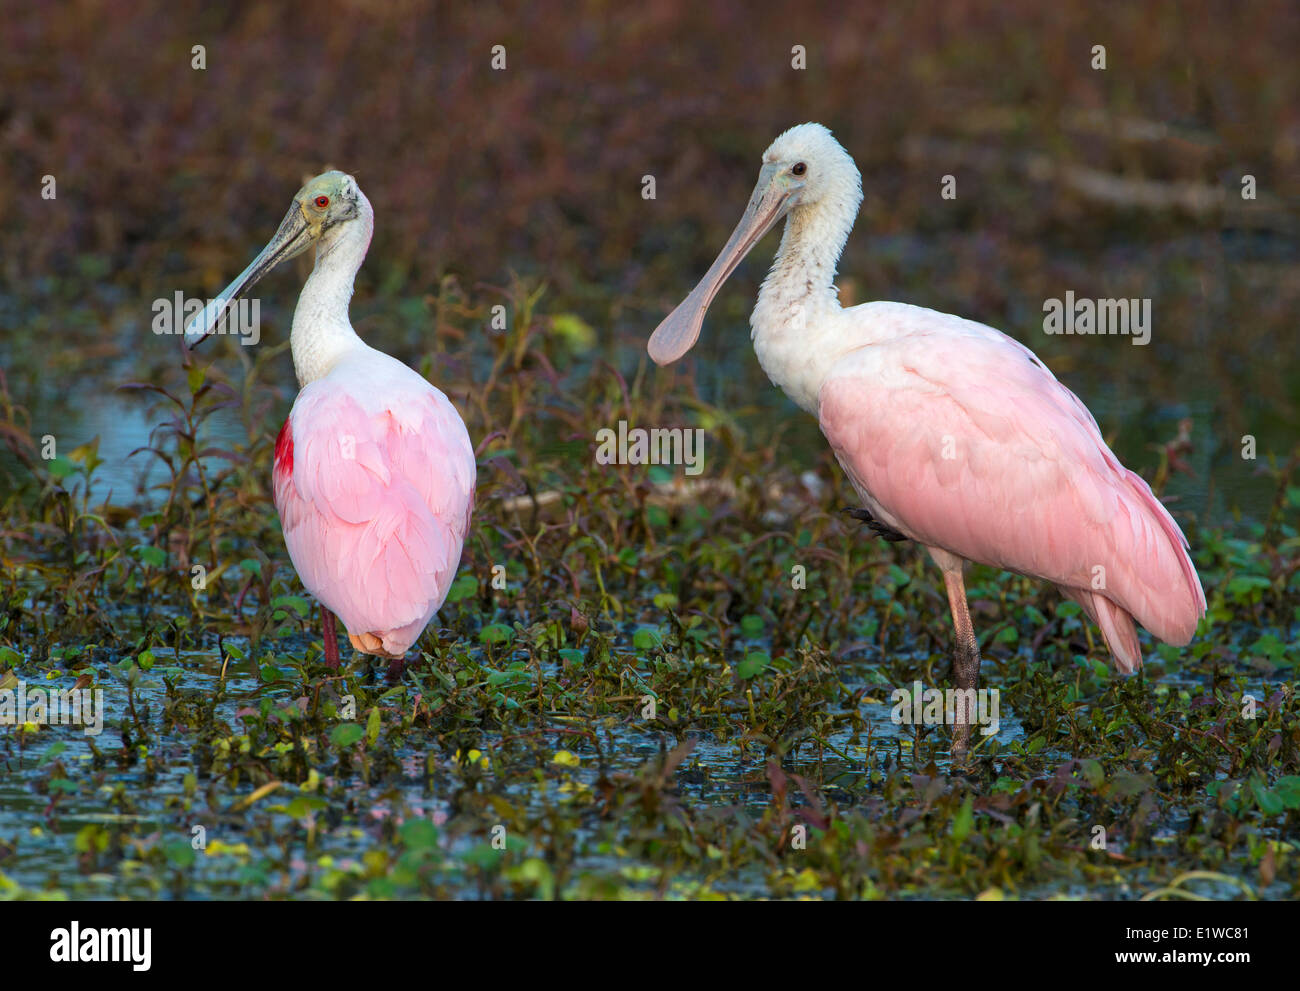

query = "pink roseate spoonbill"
[
  {"left": 648, "top": 124, "right": 1206, "bottom": 754},
  {"left": 185, "top": 171, "right": 476, "bottom": 672}
]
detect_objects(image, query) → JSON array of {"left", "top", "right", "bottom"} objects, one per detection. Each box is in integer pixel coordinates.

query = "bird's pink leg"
[
  {"left": 321, "top": 606, "right": 341, "bottom": 670},
  {"left": 941, "top": 565, "right": 981, "bottom": 759}
]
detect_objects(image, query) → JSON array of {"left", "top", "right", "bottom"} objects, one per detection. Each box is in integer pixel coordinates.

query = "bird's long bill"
[
  {"left": 647, "top": 162, "right": 790, "bottom": 365},
  {"left": 184, "top": 202, "right": 315, "bottom": 349}
]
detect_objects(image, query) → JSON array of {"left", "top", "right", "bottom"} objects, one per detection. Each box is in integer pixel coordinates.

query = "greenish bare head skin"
[
  {"left": 185, "top": 170, "right": 363, "bottom": 347},
  {"left": 290, "top": 171, "right": 364, "bottom": 243}
]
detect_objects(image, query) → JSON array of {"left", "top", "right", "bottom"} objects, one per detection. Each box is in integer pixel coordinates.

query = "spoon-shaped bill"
[
  {"left": 647, "top": 163, "right": 792, "bottom": 365},
  {"left": 184, "top": 201, "right": 316, "bottom": 349}
]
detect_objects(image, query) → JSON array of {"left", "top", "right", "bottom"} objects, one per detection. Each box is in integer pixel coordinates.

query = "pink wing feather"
[
  {"left": 272, "top": 357, "right": 475, "bottom": 657},
  {"left": 818, "top": 304, "right": 1205, "bottom": 672}
]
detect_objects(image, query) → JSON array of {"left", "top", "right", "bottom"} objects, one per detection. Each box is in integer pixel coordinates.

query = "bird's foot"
[
  {"left": 841, "top": 506, "right": 909, "bottom": 542},
  {"left": 343, "top": 631, "right": 408, "bottom": 680},
  {"left": 348, "top": 631, "right": 403, "bottom": 659}
]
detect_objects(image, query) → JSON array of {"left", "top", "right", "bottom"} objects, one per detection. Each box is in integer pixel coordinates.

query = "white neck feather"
[
  {"left": 290, "top": 192, "right": 374, "bottom": 387},
  {"left": 751, "top": 192, "right": 857, "bottom": 415}
]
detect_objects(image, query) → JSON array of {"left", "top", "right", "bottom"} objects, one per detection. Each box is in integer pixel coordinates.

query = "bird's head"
[
  {"left": 759, "top": 122, "right": 861, "bottom": 215},
  {"left": 647, "top": 123, "right": 862, "bottom": 365},
  {"left": 185, "top": 170, "right": 364, "bottom": 347},
  {"left": 289, "top": 171, "right": 365, "bottom": 245}
]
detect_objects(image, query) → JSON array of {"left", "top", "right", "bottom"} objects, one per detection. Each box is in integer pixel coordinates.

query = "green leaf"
[
  {"left": 47, "top": 456, "right": 76, "bottom": 480},
  {"left": 1250, "top": 634, "right": 1289, "bottom": 664},
  {"left": 270, "top": 595, "right": 312, "bottom": 618},
  {"left": 331, "top": 723, "right": 364, "bottom": 747},
  {"left": 1252, "top": 777, "right": 1285, "bottom": 816},
  {"left": 135, "top": 544, "right": 167, "bottom": 568},
  {"left": 1022, "top": 605, "right": 1047, "bottom": 626},
  {"left": 737, "top": 651, "right": 770, "bottom": 679},
  {"left": 1226, "top": 575, "right": 1271, "bottom": 601},
  {"left": 1273, "top": 777, "right": 1300, "bottom": 809},
  {"left": 486, "top": 665, "right": 529, "bottom": 687},
  {"left": 550, "top": 312, "right": 596, "bottom": 352},
  {"left": 286, "top": 796, "right": 327, "bottom": 818},
  {"left": 1079, "top": 759, "right": 1105, "bottom": 789},
  {"left": 446, "top": 574, "right": 478, "bottom": 604},
  {"left": 462, "top": 843, "right": 504, "bottom": 868},
  {"left": 479, "top": 623, "right": 514, "bottom": 645},
  {"left": 951, "top": 796, "right": 974, "bottom": 842},
  {"left": 399, "top": 819, "right": 439, "bottom": 850},
  {"left": 633, "top": 627, "right": 661, "bottom": 650}
]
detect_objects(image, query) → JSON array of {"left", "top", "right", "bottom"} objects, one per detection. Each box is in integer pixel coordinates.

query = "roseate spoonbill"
[
  {"left": 186, "top": 171, "right": 475, "bottom": 671},
  {"left": 648, "top": 123, "right": 1206, "bottom": 754}
]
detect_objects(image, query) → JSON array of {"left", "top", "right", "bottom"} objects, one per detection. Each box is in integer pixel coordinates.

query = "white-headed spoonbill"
[{"left": 648, "top": 124, "right": 1206, "bottom": 754}]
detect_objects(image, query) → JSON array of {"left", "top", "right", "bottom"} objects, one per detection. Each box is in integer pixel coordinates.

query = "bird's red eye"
[{"left": 314, "top": 195, "right": 330, "bottom": 208}]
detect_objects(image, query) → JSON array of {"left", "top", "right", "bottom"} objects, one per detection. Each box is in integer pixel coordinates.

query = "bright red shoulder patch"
[{"left": 274, "top": 417, "right": 294, "bottom": 477}]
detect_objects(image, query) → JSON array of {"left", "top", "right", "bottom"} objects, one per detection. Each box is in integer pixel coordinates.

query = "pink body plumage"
[
  {"left": 185, "top": 170, "right": 476, "bottom": 666},
  {"left": 816, "top": 302, "right": 1205, "bottom": 673},
  {"left": 272, "top": 352, "right": 475, "bottom": 657}
]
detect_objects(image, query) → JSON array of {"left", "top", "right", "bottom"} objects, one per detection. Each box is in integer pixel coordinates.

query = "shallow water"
[{"left": 0, "top": 640, "right": 1018, "bottom": 898}]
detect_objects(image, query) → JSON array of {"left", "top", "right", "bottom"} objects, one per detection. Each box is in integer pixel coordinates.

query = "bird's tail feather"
[
  {"left": 1057, "top": 586, "right": 1143, "bottom": 674},
  {"left": 1122, "top": 468, "right": 1207, "bottom": 640}
]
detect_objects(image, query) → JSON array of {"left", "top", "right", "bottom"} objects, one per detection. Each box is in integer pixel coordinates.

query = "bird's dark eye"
[
  {"left": 314, "top": 195, "right": 330, "bottom": 208},
  {"left": 791, "top": 163, "right": 807, "bottom": 176}
]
